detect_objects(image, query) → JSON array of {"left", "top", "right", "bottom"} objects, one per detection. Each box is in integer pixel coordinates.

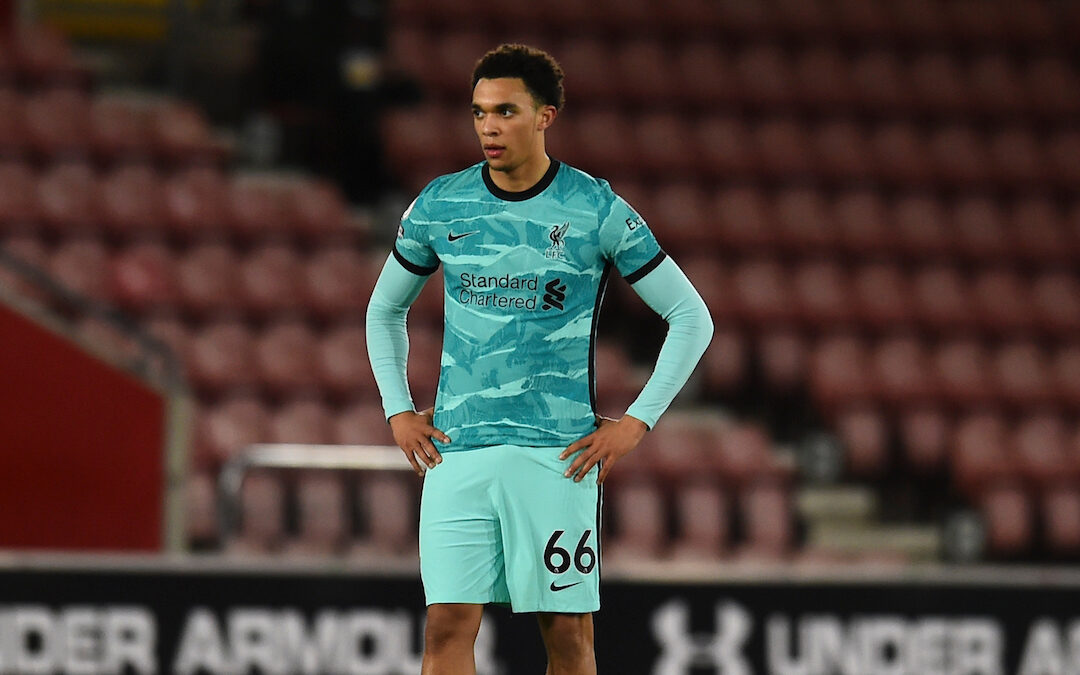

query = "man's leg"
[
  {"left": 537, "top": 612, "right": 596, "bottom": 675},
  {"left": 422, "top": 603, "right": 485, "bottom": 675}
]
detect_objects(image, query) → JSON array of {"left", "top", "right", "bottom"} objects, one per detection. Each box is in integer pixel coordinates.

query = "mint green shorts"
[{"left": 419, "top": 444, "right": 601, "bottom": 613}]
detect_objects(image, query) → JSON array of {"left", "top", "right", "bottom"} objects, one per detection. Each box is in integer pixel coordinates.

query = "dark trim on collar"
[
  {"left": 482, "top": 159, "right": 561, "bottom": 201},
  {"left": 624, "top": 250, "right": 667, "bottom": 285}
]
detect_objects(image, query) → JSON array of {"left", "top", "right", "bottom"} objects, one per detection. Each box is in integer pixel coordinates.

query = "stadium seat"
[
  {"left": 811, "top": 118, "right": 873, "bottom": 182},
  {"left": 633, "top": 111, "right": 691, "bottom": 176},
  {"left": 0, "top": 160, "right": 39, "bottom": 224},
  {"left": 1031, "top": 272, "right": 1080, "bottom": 339},
  {"left": 176, "top": 242, "right": 242, "bottom": 317},
  {"left": 928, "top": 125, "right": 991, "bottom": 189},
  {"left": 672, "top": 256, "right": 731, "bottom": 321},
  {"left": 734, "top": 44, "right": 795, "bottom": 108},
  {"left": 970, "top": 268, "right": 1033, "bottom": 335},
  {"left": 951, "top": 412, "right": 1015, "bottom": 496},
  {"left": 162, "top": 166, "right": 229, "bottom": 239},
  {"left": 556, "top": 38, "right": 618, "bottom": 104},
  {"left": 147, "top": 100, "right": 220, "bottom": 165},
  {"left": 593, "top": 340, "right": 641, "bottom": 418},
  {"left": 993, "top": 340, "right": 1053, "bottom": 409},
  {"left": 569, "top": 108, "right": 636, "bottom": 177},
  {"left": 226, "top": 176, "right": 289, "bottom": 240},
  {"left": 1042, "top": 485, "right": 1080, "bottom": 556},
  {"left": 11, "top": 24, "right": 88, "bottom": 86},
  {"left": 334, "top": 399, "right": 395, "bottom": 446},
  {"left": 318, "top": 323, "right": 377, "bottom": 401},
  {"left": 89, "top": 94, "right": 152, "bottom": 163},
  {"left": 254, "top": 320, "right": 321, "bottom": 394},
  {"left": 673, "top": 41, "right": 738, "bottom": 108},
  {"left": 188, "top": 319, "right": 257, "bottom": 392},
  {"left": 429, "top": 29, "right": 489, "bottom": 97},
  {"left": 851, "top": 262, "right": 914, "bottom": 331},
  {"left": 978, "top": 482, "right": 1033, "bottom": 557},
  {"left": 988, "top": 128, "right": 1045, "bottom": 188},
  {"left": 238, "top": 243, "right": 304, "bottom": 316},
  {"left": 835, "top": 404, "right": 890, "bottom": 477},
  {"left": 99, "top": 164, "right": 166, "bottom": 237},
  {"left": 670, "top": 480, "right": 729, "bottom": 560},
  {"left": 833, "top": 189, "right": 893, "bottom": 257},
  {"left": 351, "top": 473, "right": 417, "bottom": 558},
  {"left": 0, "top": 231, "right": 49, "bottom": 302},
  {"left": 952, "top": 196, "right": 1010, "bottom": 263},
  {"left": 225, "top": 471, "right": 285, "bottom": 556},
  {"left": 1013, "top": 413, "right": 1075, "bottom": 487},
  {"left": 1045, "top": 129, "right": 1080, "bottom": 189},
  {"left": 789, "top": 258, "right": 854, "bottom": 327},
  {"left": 849, "top": 51, "right": 911, "bottom": 114},
  {"left": 888, "top": 0, "right": 950, "bottom": 43},
  {"left": 870, "top": 122, "right": 932, "bottom": 187},
  {"left": 184, "top": 471, "right": 218, "bottom": 550},
  {"left": 933, "top": 337, "right": 995, "bottom": 407},
  {"left": 1009, "top": 197, "right": 1070, "bottom": 266},
  {"left": 873, "top": 334, "right": 934, "bottom": 407},
  {"left": 737, "top": 479, "right": 793, "bottom": 559},
  {"left": 144, "top": 314, "right": 192, "bottom": 372},
  {"left": 36, "top": 162, "right": 101, "bottom": 234},
  {"left": 757, "top": 328, "right": 808, "bottom": 392},
  {"left": 48, "top": 237, "right": 110, "bottom": 301},
  {"left": 695, "top": 115, "right": 757, "bottom": 179},
  {"left": 650, "top": 181, "right": 712, "bottom": 249},
  {"left": 753, "top": 117, "right": 814, "bottom": 180},
  {"left": 613, "top": 39, "right": 674, "bottom": 105},
  {"left": 0, "top": 89, "right": 22, "bottom": 157},
  {"left": 285, "top": 178, "right": 348, "bottom": 240},
  {"left": 911, "top": 264, "right": 974, "bottom": 332},
  {"left": 699, "top": 326, "right": 748, "bottom": 396},
  {"left": 730, "top": 257, "right": 794, "bottom": 327},
  {"left": 22, "top": 87, "right": 91, "bottom": 159},
  {"left": 1051, "top": 344, "right": 1080, "bottom": 411},
  {"left": 285, "top": 471, "right": 348, "bottom": 557},
  {"left": 1025, "top": 57, "right": 1080, "bottom": 119},
  {"left": 898, "top": 405, "right": 950, "bottom": 473},
  {"left": 909, "top": 52, "right": 969, "bottom": 116},
  {"left": 968, "top": 53, "right": 1028, "bottom": 116},
  {"left": 605, "top": 478, "right": 667, "bottom": 561},
  {"left": 809, "top": 333, "right": 873, "bottom": 413},
  {"left": 793, "top": 46, "right": 855, "bottom": 111},
  {"left": 642, "top": 414, "right": 714, "bottom": 483},
  {"left": 269, "top": 398, "right": 335, "bottom": 445},
  {"left": 715, "top": 420, "right": 789, "bottom": 485},
  {"left": 302, "top": 245, "right": 372, "bottom": 319},
  {"left": 109, "top": 240, "right": 178, "bottom": 313}
]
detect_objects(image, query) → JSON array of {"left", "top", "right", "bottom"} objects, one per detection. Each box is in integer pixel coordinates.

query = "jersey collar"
[{"left": 482, "top": 159, "right": 561, "bottom": 202}]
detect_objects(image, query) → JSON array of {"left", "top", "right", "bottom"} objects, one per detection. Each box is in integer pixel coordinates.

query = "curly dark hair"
[{"left": 472, "top": 43, "right": 566, "bottom": 110}]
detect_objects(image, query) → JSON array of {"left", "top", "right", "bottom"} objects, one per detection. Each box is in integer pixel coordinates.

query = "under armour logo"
[
  {"left": 542, "top": 278, "right": 566, "bottom": 310},
  {"left": 651, "top": 600, "right": 753, "bottom": 674}
]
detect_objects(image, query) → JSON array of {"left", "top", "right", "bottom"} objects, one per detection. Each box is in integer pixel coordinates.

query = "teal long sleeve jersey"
[{"left": 366, "top": 160, "right": 714, "bottom": 452}]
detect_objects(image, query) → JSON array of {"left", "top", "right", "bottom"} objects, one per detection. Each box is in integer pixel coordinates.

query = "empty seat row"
[
  {"left": 0, "top": 25, "right": 90, "bottom": 89},
  {"left": 387, "top": 26, "right": 1080, "bottom": 118},
  {"left": 0, "top": 162, "right": 354, "bottom": 242},
  {"left": 390, "top": 0, "right": 1076, "bottom": 48},
  {"left": 976, "top": 482, "right": 1080, "bottom": 559}
]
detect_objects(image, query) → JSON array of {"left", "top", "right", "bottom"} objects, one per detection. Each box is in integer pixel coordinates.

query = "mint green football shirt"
[{"left": 393, "top": 160, "right": 665, "bottom": 452}]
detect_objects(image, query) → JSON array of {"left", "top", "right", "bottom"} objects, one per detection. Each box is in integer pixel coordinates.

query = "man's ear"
[{"left": 537, "top": 105, "right": 558, "bottom": 131}]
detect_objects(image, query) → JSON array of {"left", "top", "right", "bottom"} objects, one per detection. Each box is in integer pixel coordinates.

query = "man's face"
[{"left": 472, "top": 77, "right": 554, "bottom": 173}]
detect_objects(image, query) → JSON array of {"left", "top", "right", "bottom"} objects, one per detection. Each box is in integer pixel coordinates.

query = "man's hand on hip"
[
  {"left": 389, "top": 408, "right": 450, "bottom": 476},
  {"left": 560, "top": 415, "right": 648, "bottom": 484}
]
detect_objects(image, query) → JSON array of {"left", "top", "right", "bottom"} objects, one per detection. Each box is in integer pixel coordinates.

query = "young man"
[{"left": 366, "top": 44, "right": 713, "bottom": 674}]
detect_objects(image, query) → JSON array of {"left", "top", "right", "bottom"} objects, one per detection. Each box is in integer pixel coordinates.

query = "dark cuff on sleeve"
[
  {"left": 623, "top": 251, "right": 667, "bottom": 285},
  {"left": 393, "top": 246, "right": 439, "bottom": 276}
]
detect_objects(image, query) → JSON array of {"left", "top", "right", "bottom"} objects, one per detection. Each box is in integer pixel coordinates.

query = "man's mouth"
[{"left": 483, "top": 145, "right": 505, "bottom": 159}]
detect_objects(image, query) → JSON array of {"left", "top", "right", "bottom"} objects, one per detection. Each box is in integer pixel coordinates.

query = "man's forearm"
[{"left": 366, "top": 254, "right": 430, "bottom": 419}]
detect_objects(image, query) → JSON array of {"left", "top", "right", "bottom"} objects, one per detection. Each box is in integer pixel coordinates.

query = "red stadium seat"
[
  {"left": 254, "top": 320, "right": 321, "bottom": 394},
  {"left": 670, "top": 480, "right": 729, "bottom": 560},
  {"left": 650, "top": 181, "right": 712, "bottom": 249},
  {"left": 992, "top": 340, "right": 1052, "bottom": 409},
  {"left": 99, "top": 164, "right": 166, "bottom": 237},
  {"left": 713, "top": 186, "right": 777, "bottom": 252},
  {"left": 22, "top": 87, "right": 91, "bottom": 159},
  {"left": 968, "top": 53, "right": 1027, "bottom": 116},
  {"left": 163, "top": 166, "right": 229, "bottom": 239},
  {"left": 633, "top": 111, "right": 691, "bottom": 176},
  {"left": 1045, "top": 130, "right": 1080, "bottom": 190},
  {"left": 911, "top": 264, "right": 974, "bottom": 332},
  {"left": 317, "top": 323, "right": 376, "bottom": 400},
  {"left": 909, "top": 53, "right": 969, "bottom": 115},
  {"left": 1013, "top": 413, "right": 1075, "bottom": 486},
  {"left": 888, "top": 0, "right": 950, "bottom": 43},
  {"left": 952, "top": 196, "right": 1010, "bottom": 263},
  {"left": 199, "top": 394, "right": 270, "bottom": 464},
  {"left": 673, "top": 42, "right": 738, "bottom": 108},
  {"left": 898, "top": 406, "right": 950, "bottom": 473},
  {"left": 48, "top": 237, "right": 110, "bottom": 301},
  {"left": 605, "top": 478, "right": 667, "bottom": 561},
  {"left": 852, "top": 262, "right": 914, "bottom": 331},
  {"left": 109, "top": 240, "right": 178, "bottom": 313},
  {"left": 334, "top": 400, "right": 395, "bottom": 446},
  {"left": 979, "top": 482, "right": 1033, "bottom": 557},
  {"left": 793, "top": 47, "right": 855, "bottom": 111},
  {"left": 809, "top": 333, "right": 873, "bottom": 412},
  {"left": 970, "top": 268, "right": 1033, "bottom": 335},
  {"left": 873, "top": 334, "right": 934, "bottom": 407},
  {"left": 226, "top": 176, "right": 289, "bottom": 240},
  {"left": 285, "top": 178, "right": 348, "bottom": 239},
  {"left": 737, "top": 480, "right": 794, "bottom": 559},
  {"left": 832, "top": 0, "right": 892, "bottom": 41},
  {"left": 188, "top": 320, "right": 257, "bottom": 392},
  {"left": 757, "top": 328, "right": 808, "bottom": 392},
  {"left": 351, "top": 473, "right": 417, "bottom": 558},
  {"left": 613, "top": 39, "right": 674, "bottom": 105},
  {"left": 89, "top": 94, "right": 151, "bottom": 163},
  {"left": 933, "top": 337, "right": 994, "bottom": 407},
  {"left": 270, "top": 398, "right": 334, "bottom": 445},
  {"left": 715, "top": 421, "right": 788, "bottom": 484},
  {"left": 895, "top": 194, "right": 955, "bottom": 259},
  {"left": 753, "top": 117, "right": 813, "bottom": 180},
  {"left": 570, "top": 109, "right": 636, "bottom": 177},
  {"left": 835, "top": 404, "right": 889, "bottom": 477},
  {"left": 176, "top": 242, "right": 241, "bottom": 317},
  {"left": 1052, "top": 344, "right": 1080, "bottom": 411},
  {"left": 790, "top": 259, "right": 854, "bottom": 327},
  {"left": 1025, "top": 57, "right": 1080, "bottom": 119},
  {"left": 833, "top": 189, "right": 893, "bottom": 257},
  {"left": 0, "top": 88, "right": 22, "bottom": 158},
  {"left": 144, "top": 314, "right": 192, "bottom": 371},
  {"left": 593, "top": 340, "right": 641, "bottom": 418},
  {"left": 1042, "top": 485, "right": 1080, "bottom": 555},
  {"left": 556, "top": 38, "right": 618, "bottom": 104},
  {"left": 0, "top": 160, "right": 39, "bottom": 224},
  {"left": 734, "top": 44, "right": 795, "bottom": 108},
  {"left": 285, "top": 471, "right": 348, "bottom": 557},
  {"left": 775, "top": 187, "right": 836, "bottom": 253},
  {"left": 928, "top": 125, "right": 991, "bottom": 189},
  {"left": 695, "top": 115, "right": 756, "bottom": 179},
  {"left": 987, "top": 128, "right": 1045, "bottom": 188},
  {"left": 0, "top": 231, "right": 49, "bottom": 302},
  {"left": 870, "top": 122, "right": 931, "bottom": 187},
  {"left": 951, "top": 412, "right": 1015, "bottom": 496},
  {"left": 302, "top": 245, "right": 372, "bottom": 319},
  {"left": 675, "top": 256, "right": 732, "bottom": 321},
  {"left": 700, "top": 326, "right": 748, "bottom": 396},
  {"left": 1009, "top": 197, "right": 1070, "bottom": 266},
  {"left": 11, "top": 24, "right": 87, "bottom": 86},
  {"left": 642, "top": 414, "right": 715, "bottom": 483},
  {"left": 184, "top": 471, "right": 218, "bottom": 549},
  {"left": 811, "top": 119, "right": 873, "bottom": 182},
  {"left": 225, "top": 471, "right": 285, "bottom": 556},
  {"left": 1031, "top": 272, "right": 1080, "bottom": 339},
  {"left": 850, "top": 51, "right": 911, "bottom": 114},
  {"left": 36, "top": 162, "right": 101, "bottom": 234},
  {"left": 148, "top": 100, "right": 220, "bottom": 165},
  {"left": 239, "top": 243, "right": 304, "bottom": 316},
  {"left": 730, "top": 258, "right": 794, "bottom": 327}
]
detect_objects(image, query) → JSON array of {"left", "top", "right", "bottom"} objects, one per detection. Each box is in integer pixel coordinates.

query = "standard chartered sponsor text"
[{"left": 459, "top": 273, "right": 540, "bottom": 309}]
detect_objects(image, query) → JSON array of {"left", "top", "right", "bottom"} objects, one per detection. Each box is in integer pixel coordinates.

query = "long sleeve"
[
  {"left": 365, "top": 254, "right": 432, "bottom": 420},
  {"left": 622, "top": 256, "right": 714, "bottom": 429}
]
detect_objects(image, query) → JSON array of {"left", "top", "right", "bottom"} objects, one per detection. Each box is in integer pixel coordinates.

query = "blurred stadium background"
[{"left": 1, "top": 1, "right": 1080, "bottom": 665}]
